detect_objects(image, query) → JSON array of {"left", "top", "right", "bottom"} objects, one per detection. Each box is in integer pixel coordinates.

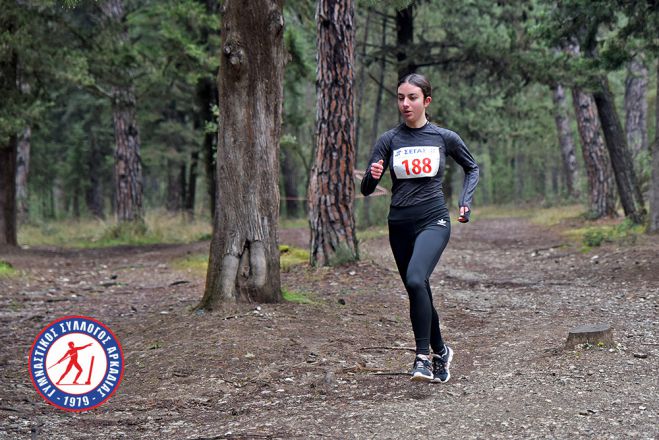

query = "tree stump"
[{"left": 565, "top": 324, "right": 614, "bottom": 349}]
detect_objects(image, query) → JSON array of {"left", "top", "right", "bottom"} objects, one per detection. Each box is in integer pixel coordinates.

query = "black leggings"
[{"left": 388, "top": 210, "right": 451, "bottom": 356}]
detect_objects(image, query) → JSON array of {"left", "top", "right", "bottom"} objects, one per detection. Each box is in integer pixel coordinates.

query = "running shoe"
[
  {"left": 410, "top": 355, "right": 433, "bottom": 382},
  {"left": 432, "top": 345, "right": 453, "bottom": 383}
]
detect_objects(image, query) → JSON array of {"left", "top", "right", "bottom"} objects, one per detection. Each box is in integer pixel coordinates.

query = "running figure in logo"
[{"left": 52, "top": 341, "right": 93, "bottom": 385}]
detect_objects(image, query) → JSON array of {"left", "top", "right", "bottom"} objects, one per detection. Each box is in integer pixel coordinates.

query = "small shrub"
[
  {"left": 0, "top": 261, "right": 17, "bottom": 278},
  {"left": 583, "top": 229, "right": 607, "bottom": 247}
]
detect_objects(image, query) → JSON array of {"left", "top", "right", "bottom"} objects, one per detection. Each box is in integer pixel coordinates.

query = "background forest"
[{"left": 1, "top": 0, "right": 657, "bottom": 245}]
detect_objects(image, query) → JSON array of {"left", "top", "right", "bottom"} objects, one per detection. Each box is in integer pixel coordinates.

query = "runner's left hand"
[{"left": 458, "top": 206, "right": 470, "bottom": 223}]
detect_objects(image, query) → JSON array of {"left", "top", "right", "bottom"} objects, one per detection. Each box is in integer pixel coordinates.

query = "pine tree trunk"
[
  {"left": 624, "top": 56, "right": 648, "bottom": 158},
  {"left": 593, "top": 77, "right": 646, "bottom": 224},
  {"left": 0, "top": 135, "right": 17, "bottom": 246},
  {"left": 16, "top": 127, "right": 30, "bottom": 223},
  {"left": 649, "top": 62, "right": 659, "bottom": 233},
  {"left": 198, "top": 0, "right": 284, "bottom": 309},
  {"left": 186, "top": 150, "right": 198, "bottom": 219},
  {"left": 0, "top": 44, "right": 18, "bottom": 246},
  {"left": 395, "top": 4, "right": 415, "bottom": 79},
  {"left": 571, "top": 88, "right": 617, "bottom": 218},
  {"left": 197, "top": 77, "right": 217, "bottom": 219},
  {"left": 308, "top": 0, "right": 358, "bottom": 266},
  {"left": 354, "top": 8, "right": 371, "bottom": 160},
  {"left": 102, "top": 0, "right": 144, "bottom": 224},
  {"left": 551, "top": 84, "right": 579, "bottom": 198},
  {"left": 281, "top": 148, "right": 300, "bottom": 217},
  {"left": 86, "top": 132, "right": 105, "bottom": 219},
  {"left": 111, "top": 85, "right": 144, "bottom": 223}
]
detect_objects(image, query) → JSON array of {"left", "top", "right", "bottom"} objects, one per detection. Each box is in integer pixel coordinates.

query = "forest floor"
[{"left": 0, "top": 211, "right": 658, "bottom": 439}]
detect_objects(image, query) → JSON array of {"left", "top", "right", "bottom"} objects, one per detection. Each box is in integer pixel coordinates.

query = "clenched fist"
[{"left": 370, "top": 159, "right": 385, "bottom": 180}]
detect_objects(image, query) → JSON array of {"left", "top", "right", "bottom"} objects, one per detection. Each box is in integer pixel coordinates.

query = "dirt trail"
[{"left": 1, "top": 216, "right": 657, "bottom": 439}]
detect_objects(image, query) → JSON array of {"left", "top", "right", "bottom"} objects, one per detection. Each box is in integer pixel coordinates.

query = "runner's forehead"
[{"left": 397, "top": 83, "right": 423, "bottom": 96}]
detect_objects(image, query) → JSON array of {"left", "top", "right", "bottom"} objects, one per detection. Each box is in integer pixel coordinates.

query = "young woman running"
[{"left": 361, "top": 73, "right": 479, "bottom": 383}]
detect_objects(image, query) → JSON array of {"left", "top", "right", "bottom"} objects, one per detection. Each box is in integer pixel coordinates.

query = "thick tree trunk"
[
  {"left": 16, "top": 127, "right": 30, "bottom": 223},
  {"left": 199, "top": 0, "right": 284, "bottom": 309},
  {"left": 551, "top": 84, "right": 579, "bottom": 198},
  {"left": 571, "top": 88, "right": 617, "bottom": 218},
  {"left": 624, "top": 56, "right": 648, "bottom": 158},
  {"left": 593, "top": 77, "right": 646, "bottom": 224},
  {"left": 308, "top": 0, "right": 358, "bottom": 266},
  {"left": 649, "top": 63, "right": 659, "bottom": 233},
  {"left": 395, "top": 4, "right": 415, "bottom": 79}
]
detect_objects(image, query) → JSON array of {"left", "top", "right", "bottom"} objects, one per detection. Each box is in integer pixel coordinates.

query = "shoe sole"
[
  {"left": 410, "top": 372, "right": 433, "bottom": 382},
  {"left": 431, "top": 347, "right": 453, "bottom": 383}
]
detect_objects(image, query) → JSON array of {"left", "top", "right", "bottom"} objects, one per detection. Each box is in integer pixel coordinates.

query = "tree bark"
[
  {"left": 551, "top": 84, "right": 579, "bottom": 198},
  {"left": 624, "top": 56, "right": 648, "bottom": 158},
  {"left": 571, "top": 88, "right": 617, "bottom": 218},
  {"left": 86, "top": 132, "right": 105, "bottom": 219},
  {"left": 16, "top": 127, "right": 30, "bottom": 223},
  {"left": 0, "top": 42, "right": 18, "bottom": 246},
  {"left": 198, "top": 0, "right": 284, "bottom": 309},
  {"left": 649, "top": 62, "right": 659, "bottom": 233},
  {"left": 565, "top": 40, "right": 616, "bottom": 218},
  {"left": 0, "top": 135, "right": 17, "bottom": 246},
  {"left": 111, "top": 85, "right": 144, "bottom": 223},
  {"left": 186, "top": 150, "right": 199, "bottom": 219},
  {"left": 281, "top": 148, "right": 300, "bottom": 217},
  {"left": 102, "top": 0, "right": 144, "bottom": 224},
  {"left": 354, "top": 8, "right": 371, "bottom": 161},
  {"left": 166, "top": 159, "right": 183, "bottom": 212},
  {"left": 395, "top": 4, "right": 415, "bottom": 79},
  {"left": 308, "top": 0, "right": 359, "bottom": 266},
  {"left": 196, "top": 77, "right": 218, "bottom": 219},
  {"left": 593, "top": 77, "right": 646, "bottom": 224}
]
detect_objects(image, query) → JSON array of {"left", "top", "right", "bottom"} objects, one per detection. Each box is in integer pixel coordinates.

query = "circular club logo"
[{"left": 28, "top": 316, "right": 124, "bottom": 412}]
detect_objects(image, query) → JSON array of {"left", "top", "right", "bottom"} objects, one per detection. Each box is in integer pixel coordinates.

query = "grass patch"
[
  {"left": 281, "top": 289, "right": 317, "bottom": 304},
  {"left": 357, "top": 226, "right": 389, "bottom": 242},
  {"left": 280, "top": 245, "right": 309, "bottom": 271},
  {"left": 172, "top": 253, "right": 209, "bottom": 275},
  {"left": 478, "top": 204, "right": 583, "bottom": 226},
  {"left": 18, "top": 210, "right": 212, "bottom": 248},
  {"left": 564, "top": 218, "right": 644, "bottom": 251},
  {"left": 0, "top": 261, "right": 17, "bottom": 278}
]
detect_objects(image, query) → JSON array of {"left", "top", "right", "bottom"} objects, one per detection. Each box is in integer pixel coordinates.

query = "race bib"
[{"left": 392, "top": 146, "right": 440, "bottom": 179}]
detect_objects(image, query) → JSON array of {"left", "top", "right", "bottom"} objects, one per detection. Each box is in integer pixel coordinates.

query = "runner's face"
[{"left": 397, "top": 82, "right": 431, "bottom": 127}]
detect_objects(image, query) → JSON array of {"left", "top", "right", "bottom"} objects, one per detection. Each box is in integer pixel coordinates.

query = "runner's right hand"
[{"left": 370, "top": 160, "right": 384, "bottom": 179}]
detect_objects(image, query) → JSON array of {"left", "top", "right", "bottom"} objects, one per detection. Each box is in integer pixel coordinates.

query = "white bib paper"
[{"left": 392, "top": 146, "right": 440, "bottom": 179}]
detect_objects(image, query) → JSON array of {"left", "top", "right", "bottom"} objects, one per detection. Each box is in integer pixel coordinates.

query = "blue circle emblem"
[{"left": 28, "top": 316, "right": 124, "bottom": 412}]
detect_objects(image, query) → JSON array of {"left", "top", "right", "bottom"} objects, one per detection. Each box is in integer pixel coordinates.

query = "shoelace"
[{"left": 433, "top": 357, "right": 446, "bottom": 372}]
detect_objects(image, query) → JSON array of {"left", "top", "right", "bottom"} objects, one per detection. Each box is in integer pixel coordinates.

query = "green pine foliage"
[{"left": 2, "top": 0, "right": 657, "bottom": 234}]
